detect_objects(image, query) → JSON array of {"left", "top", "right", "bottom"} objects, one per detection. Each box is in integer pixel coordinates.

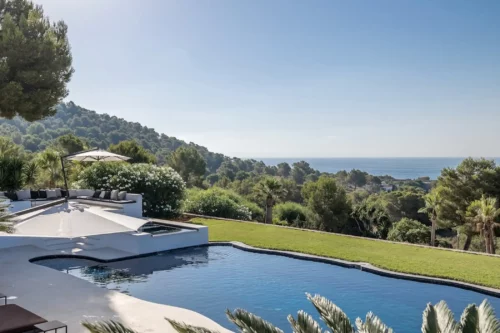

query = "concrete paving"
[{"left": 0, "top": 245, "right": 231, "bottom": 333}]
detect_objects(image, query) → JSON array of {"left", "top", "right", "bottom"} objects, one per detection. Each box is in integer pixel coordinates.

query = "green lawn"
[{"left": 192, "top": 217, "right": 500, "bottom": 289}]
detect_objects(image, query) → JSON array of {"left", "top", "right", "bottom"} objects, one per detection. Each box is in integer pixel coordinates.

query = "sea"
[{"left": 258, "top": 157, "right": 500, "bottom": 180}]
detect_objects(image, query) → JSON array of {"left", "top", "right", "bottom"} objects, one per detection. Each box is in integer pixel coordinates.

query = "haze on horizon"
[{"left": 37, "top": 0, "right": 500, "bottom": 158}]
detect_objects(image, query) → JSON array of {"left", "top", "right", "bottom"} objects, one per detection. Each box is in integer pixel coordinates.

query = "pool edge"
[{"left": 30, "top": 241, "right": 500, "bottom": 298}]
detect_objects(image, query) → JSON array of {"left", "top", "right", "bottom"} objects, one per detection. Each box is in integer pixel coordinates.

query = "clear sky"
[{"left": 36, "top": 0, "right": 500, "bottom": 158}]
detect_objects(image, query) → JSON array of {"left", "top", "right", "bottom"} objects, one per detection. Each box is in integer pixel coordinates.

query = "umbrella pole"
[{"left": 60, "top": 156, "right": 69, "bottom": 201}]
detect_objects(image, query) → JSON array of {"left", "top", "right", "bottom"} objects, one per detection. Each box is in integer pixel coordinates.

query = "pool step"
[{"left": 43, "top": 238, "right": 98, "bottom": 251}]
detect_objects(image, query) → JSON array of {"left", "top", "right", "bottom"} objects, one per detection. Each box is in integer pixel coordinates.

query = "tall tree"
[
  {"left": 109, "top": 140, "right": 156, "bottom": 164},
  {"left": 347, "top": 169, "right": 367, "bottom": 189},
  {"left": 56, "top": 133, "right": 88, "bottom": 155},
  {"left": 256, "top": 177, "right": 286, "bottom": 224},
  {"left": 418, "top": 189, "right": 443, "bottom": 247},
  {"left": 302, "top": 175, "right": 350, "bottom": 232},
  {"left": 37, "top": 148, "right": 62, "bottom": 187},
  {"left": 277, "top": 162, "right": 291, "bottom": 178},
  {"left": 168, "top": 146, "right": 206, "bottom": 186},
  {"left": 436, "top": 158, "right": 500, "bottom": 250},
  {"left": 0, "top": 0, "right": 74, "bottom": 121},
  {"left": 466, "top": 196, "right": 500, "bottom": 254}
]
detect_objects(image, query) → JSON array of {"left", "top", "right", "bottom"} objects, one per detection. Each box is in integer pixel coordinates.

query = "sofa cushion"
[
  {"left": 4, "top": 192, "right": 18, "bottom": 201},
  {"left": 46, "top": 190, "right": 57, "bottom": 199},
  {"left": 30, "top": 190, "right": 39, "bottom": 200},
  {"left": 110, "top": 190, "right": 119, "bottom": 201},
  {"left": 99, "top": 191, "right": 106, "bottom": 199},
  {"left": 61, "top": 189, "right": 68, "bottom": 198},
  {"left": 118, "top": 191, "right": 127, "bottom": 200},
  {"left": 103, "top": 191, "right": 111, "bottom": 199},
  {"left": 55, "top": 189, "right": 62, "bottom": 197},
  {"left": 68, "top": 190, "right": 78, "bottom": 198},
  {"left": 92, "top": 190, "right": 102, "bottom": 198},
  {"left": 39, "top": 190, "right": 47, "bottom": 199},
  {"left": 16, "top": 190, "right": 31, "bottom": 200}
]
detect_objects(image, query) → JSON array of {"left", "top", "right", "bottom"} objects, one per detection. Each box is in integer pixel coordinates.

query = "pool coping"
[{"left": 30, "top": 241, "right": 500, "bottom": 298}]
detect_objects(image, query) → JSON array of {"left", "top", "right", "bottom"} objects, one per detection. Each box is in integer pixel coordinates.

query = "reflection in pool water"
[{"left": 35, "top": 246, "right": 500, "bottom": 332}]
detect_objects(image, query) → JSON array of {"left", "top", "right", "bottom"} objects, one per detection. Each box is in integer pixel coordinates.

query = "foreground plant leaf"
[
  {"left": 226, "top": 308, "right": 284, "bottom": 333},
  {"left": 82, "top": 321, "right": 138, "bottom": 333},
  {"left": 356, "top": 312, "right": 394, "bottom": 333},
  {"left": 165, "top": 318, "right": 219, "bottom": 333},
  {"left": 306, "top": 293, "right": 355, "bottom": 333},
  {"left": 288, "top": 310, "right": 323, "bottom": 333}
]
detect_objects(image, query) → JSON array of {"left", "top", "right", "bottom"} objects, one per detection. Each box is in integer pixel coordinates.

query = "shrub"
[
  {"left": 77, "top": 163, "right": 185, "bottom": 218},
  {"left": 273, "top": 202, "right": 308, "bottom": 225},
  {"left": 387, "top": 218, "right": 430, "bottom": 244},
  {"left": 184, "top": 188, "right": 262, "bottom": 221}
]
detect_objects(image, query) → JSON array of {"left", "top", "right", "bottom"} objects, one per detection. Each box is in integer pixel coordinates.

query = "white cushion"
[
  {"left": 55, "top": 189, "right": 62, "bottom": 197},
  {"left": 68, "top": 190, "right": 78, "bottom": 198},
  {"left": 110, "top": 190, "right": 119, "bottom": 200},
  {"left": 46, "top": 190, "right": 57, "bottom": 199},
  {"left": 16, "top": 190, "right": 31, "bottom": 200},
  {"left": 99, "top": 191, "right": 106, "bottom": 199},
  {"left": 118, "top": 191, "right": 127, "bottom": 200}
]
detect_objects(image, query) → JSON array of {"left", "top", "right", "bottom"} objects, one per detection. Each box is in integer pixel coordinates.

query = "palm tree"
[
  {"left": 467, "top": 196, "right": 500, "bottom": 254},
  {"left": 257, "top": 177, "right": 287, "bottom": 224},
  {"left": 23, "top": 160, "right": 39, "bottom": 189},
  {"left": 37, "top": 149, "right": 62, "bottom": 188},
  {"left": 82, "top": 293, "right": 500, "bottom": 333},
  {"left": 419, "top": 190, "right": 442, "bottom": 247}
]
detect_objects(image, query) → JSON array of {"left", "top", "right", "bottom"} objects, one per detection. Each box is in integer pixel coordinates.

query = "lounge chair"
[{"left": 0, "top": 304, "right": 47, "bottom": 333}]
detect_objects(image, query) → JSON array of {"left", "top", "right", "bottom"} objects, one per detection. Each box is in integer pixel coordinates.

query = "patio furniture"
[
  {"left": 0, "top": 304, "right": 47, "bottom": 333},
  {"left": 0, "top": 292, "right": 6, "bottom": 305},
  {"left": 35, "top": 320, "right": 67, "bottom": 333}
]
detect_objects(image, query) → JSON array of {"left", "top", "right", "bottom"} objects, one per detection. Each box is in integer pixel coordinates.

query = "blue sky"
[{"left": 37, "top": 0, "right": 500, "bottom": 158}]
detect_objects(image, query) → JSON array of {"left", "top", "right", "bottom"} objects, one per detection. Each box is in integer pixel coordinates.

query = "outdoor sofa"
[{"left": 2, "top": 189, "right": 143, "bottom": 218}]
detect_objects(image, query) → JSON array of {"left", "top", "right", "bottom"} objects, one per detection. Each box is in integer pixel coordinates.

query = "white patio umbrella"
[
  {"left": 61, "top": 149, "right": 130, "bottom": 199},
  {"left": 65, "top": 149, "right": 130, "bottom": 162}
]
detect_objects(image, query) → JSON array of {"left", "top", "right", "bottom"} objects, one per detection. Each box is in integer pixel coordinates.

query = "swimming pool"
[{"left": 34, "top": 246, "right": 500, "bottom": 332}]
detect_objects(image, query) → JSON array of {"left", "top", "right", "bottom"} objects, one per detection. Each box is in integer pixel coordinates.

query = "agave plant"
[{"left": 82, "top": 293, "right": 500, "bottom": 333}]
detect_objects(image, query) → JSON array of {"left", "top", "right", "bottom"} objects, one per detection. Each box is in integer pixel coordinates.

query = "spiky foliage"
[
  {"left": 356, "top": 312, "right": 394, "bottom": 333},
  {"left": 226, "top": 308, "right": 284, "bottom": 333},
  {"left": 287, "top": 310, "right": 323, "bottom": 333},
  {"left": 82, "top": 296, "right": 500, "bottom": 333},
  {"left": 82, "top": 321, "right": 138, "bottom": 333},
  {"left": 467, "top": 196, "right": 500, "bottom": 254},
  {"left": 422, "top": 301, "right": 459, "bottom": 333},
  {"left": 257, "top": 177, "right": 287, "bottom": 223},
  {"left": 165, "top": 318, "right": 219, "bottom": 333},
  {"left": 23, "top": 160, "right": 38, "bottom": 188},
  {"left": 418, "top": 189, "right": 443, "bottom": 246},
  {"left": 306, "top": 293, "right": 355, "bottom": 333}
]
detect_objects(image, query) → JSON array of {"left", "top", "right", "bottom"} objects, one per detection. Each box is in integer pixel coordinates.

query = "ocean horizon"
[{"left": 256, "top": 157, "right": 500, "bottom": 180}]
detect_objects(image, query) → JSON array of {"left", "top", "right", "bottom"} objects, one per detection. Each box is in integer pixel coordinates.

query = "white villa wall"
[
  {"left": 0, "top": 226, "right": 208, "bottom": 254},
  {"left": 94, "top": 228, "right": 208, "bottom": 254}
]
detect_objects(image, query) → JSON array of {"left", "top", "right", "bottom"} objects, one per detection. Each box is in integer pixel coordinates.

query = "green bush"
[
  {"left": 77, "top": 162, "right": 185, "bottom": 218},
  {"left": 273, "top": 202, "right": 308, "bottom": 225},
  {"left": 387, "top": 218, "right": 430, "bottom": 244},
  {"left": 184, "top": 188, "right": 263, "bottom": 221}
]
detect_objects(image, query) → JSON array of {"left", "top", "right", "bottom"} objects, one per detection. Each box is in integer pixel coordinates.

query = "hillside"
[{"left": 0, "top": 102, "right": 228, "bottom": 172}]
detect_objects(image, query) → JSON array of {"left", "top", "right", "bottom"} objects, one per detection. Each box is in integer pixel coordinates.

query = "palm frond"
[
  {"left": 165, "top": 318, "right": 219, "bottom": 333},
  {"left": 434, "top": 301, "right": 459, "bottom": 333},
  {"left": 459, "top": 304, "right": 479, "bottom": 333},
  {"left": 306, "top": 293, "right": 355, "bottom": 333},
  {"left": 82, "top": 321, "right": 138, "bottom": 333},
  {"left": 226, "top": 308, "right": 284, "bottom": 333},
  {"left": 421, "top": 303, "right": 439, "bottom": 333},
  {"left": 478, "top": 299, "right": 500, "bottom": 333},
  {"left": 355, "top": 312, "right": 394, "bottom": 333},
  {"left": 287, "top": 310, "right": 323, "bottom": 333}
]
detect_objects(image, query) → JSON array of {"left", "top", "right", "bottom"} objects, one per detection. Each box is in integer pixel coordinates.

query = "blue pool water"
[{"left": 35, "top": 246, "right": 500, "bottom": 332}]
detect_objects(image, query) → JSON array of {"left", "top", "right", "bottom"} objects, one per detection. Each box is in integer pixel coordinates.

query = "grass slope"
[{"left": 192, "top": 218, "right": 500, "bottom": 289}]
